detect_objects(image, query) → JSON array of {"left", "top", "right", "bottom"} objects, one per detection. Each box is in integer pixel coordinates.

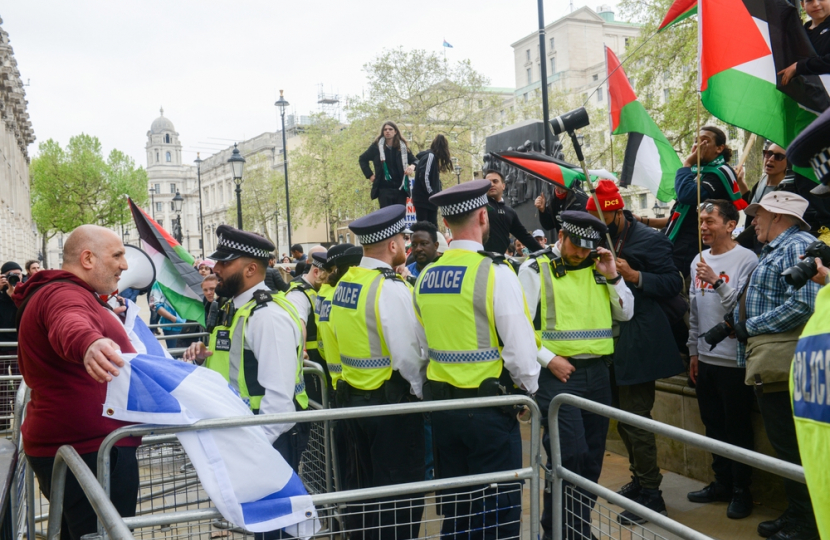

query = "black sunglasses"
[{"left": 762, "top": 150, "right": 786, "bottom": 161}]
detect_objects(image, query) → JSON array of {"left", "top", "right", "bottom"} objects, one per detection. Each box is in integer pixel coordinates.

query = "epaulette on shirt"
[
  {"left": 251, "top": 289, "right": 274, "bottom": 312},
  {"left": 375, "top": 267, "right": 405, "bottom": 283},
  {"left": 477, "top": 250, "right": 509, "bottom": 265}
]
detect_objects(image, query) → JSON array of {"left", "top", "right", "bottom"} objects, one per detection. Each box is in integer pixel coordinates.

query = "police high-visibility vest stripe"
[
  {"left": 206, "top": 292, "right": 308, "bottom": 411},
  {"left": 329, "top": 267, "right": 397, "bottom": 390},
  {"left": 535, "top": 253, "right": 614, "bottom": 357},
  {"left": 791, "top": 284, "right": 830, "bottom": 538},
  {"left": 316, "top": 283, "right": 342, "bottom": 384},
  {"left": 288, "top": 279, "right": 319, "bottom": 350},
  {"left": 414, "top": 250, "right": 512, "bottom": 389}
]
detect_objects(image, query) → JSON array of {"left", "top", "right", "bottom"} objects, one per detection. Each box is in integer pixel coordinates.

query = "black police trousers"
[
  {"left": 535, "top": 359, "right": 611, "bottom": 540},
  {"left": 28, "top": 447, "right": 138, "bottom": 540},
  {"left": 344, "top": 392, "right": 425, "bottom": 540},
  {"left": 431, "top": 405, "right": 523, "bottom": 540}
]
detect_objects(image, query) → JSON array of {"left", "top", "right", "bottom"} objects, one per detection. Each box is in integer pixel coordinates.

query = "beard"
[{"left": 215, "top": 269, "right": 245, "bottom": 298}]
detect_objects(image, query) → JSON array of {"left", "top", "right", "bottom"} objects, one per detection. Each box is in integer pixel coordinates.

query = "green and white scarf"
[{"left": 378, "top": 138, "right": 410, "bottom": 192}]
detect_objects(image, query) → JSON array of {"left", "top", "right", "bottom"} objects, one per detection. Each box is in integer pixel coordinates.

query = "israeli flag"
[
  {"left": 120, "top": 299, "right": 172, "bottom": 358},
  {"left": 103, "top": 353, "right": 319, "bottom": 537}
]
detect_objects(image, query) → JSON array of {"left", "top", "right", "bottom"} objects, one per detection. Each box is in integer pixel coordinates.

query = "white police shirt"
[
  {"left": 232, "top": 280, "right": 303, "bottom": 443},
  {"left": 285, "top": 275, "right": 314, "bottom": 325}
]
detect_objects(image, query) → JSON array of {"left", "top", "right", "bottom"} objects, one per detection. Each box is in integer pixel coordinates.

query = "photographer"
[
  {"left": 732, "top": 192, "right": 820, "bottom": 540},
  {"left": 0, "top": 262, "right": 23, "bottom": 363},
  {"left": 686, "top": 201, "right": 758, "bottom": 519}
]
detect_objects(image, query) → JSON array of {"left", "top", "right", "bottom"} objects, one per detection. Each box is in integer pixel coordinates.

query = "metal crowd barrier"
[
  {"left": 87, "top": 395, "right": 540, "bottom": 540},
  {"left": 547, "top": 394, "right": 806, "bottom": 540}
]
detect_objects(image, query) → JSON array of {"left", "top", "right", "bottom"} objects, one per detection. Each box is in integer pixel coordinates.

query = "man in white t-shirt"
[{"left": 687, "top": 199, "right": 759, "bottom": 520}]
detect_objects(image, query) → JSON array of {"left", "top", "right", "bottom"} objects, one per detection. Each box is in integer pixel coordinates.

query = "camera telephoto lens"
[{"left": 782, "top": 258, "right": 816, "bottom": 290}]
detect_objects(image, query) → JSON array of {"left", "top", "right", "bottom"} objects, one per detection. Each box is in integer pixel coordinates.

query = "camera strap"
[{"left": 737, "top": 267, "right": 757, "bottom": 324}]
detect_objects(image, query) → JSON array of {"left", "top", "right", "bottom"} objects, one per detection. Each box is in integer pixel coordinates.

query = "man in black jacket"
[
  {"left": 587, "top": 180, "right": 686, "bottom": 525},
  {"left": 265, "top": 253, "right": 289, "bottom": 292},
  {"left": 482, "top": 169, "right": 544, "bottom": 255}
]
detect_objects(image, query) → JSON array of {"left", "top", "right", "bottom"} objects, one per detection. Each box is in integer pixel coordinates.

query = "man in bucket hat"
[{"left": 730, "top": 192, "right": 821, "bottom": 540}]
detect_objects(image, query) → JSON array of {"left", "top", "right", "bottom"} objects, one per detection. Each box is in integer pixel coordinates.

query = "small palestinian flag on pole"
[
  {"left": 128, "top": 198, "right": 205, "bottom": 326},
  {"left": 606, "top": 46, "right": 680, "bottom": 202},
  {"left": 658, "top": 0, "right": 697, "bottom": 32},
  {"left": 489, "top": 151, "right": 589, "bottom": 190},
  {"left": 699, "top": 0, "right": 830, "bottom": 181}
]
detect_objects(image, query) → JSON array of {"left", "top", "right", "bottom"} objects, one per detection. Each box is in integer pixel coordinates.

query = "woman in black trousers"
[
  {"left": 411, "top": 134, "right": 453, "bottom": 225},
  {"left": 358, "top": 121, "right": 416, "bottom": 208}
]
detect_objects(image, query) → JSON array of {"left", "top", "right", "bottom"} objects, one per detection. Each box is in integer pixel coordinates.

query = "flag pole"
[
  {"left": 696, "top": 93, "right": 705, "bottom": 295},
  {"left": 737, "top": 133, "right": 757, "bottom": 169}
]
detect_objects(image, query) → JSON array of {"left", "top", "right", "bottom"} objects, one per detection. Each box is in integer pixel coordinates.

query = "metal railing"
[
  {"left": 90, "top": 395, "right": 541, "bottom": 540},
  {"left": 547, "top": 393, "right": 806, "bottom": 540},
  {"left": 46, "top": 446, "right": 133, "bottom": 540}
]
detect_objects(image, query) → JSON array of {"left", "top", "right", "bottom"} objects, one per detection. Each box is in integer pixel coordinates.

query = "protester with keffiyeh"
[{"left": 359, "top": 121, "right": 417, "bottom": 208}]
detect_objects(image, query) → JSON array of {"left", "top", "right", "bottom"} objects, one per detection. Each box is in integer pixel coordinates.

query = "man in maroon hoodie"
[{"left": 14, "top": 225, "right": 139, "bottom": 540}]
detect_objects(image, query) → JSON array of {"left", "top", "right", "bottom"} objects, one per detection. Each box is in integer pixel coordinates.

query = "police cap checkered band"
[
  {"left": 439, "top": 193, "right": 489, "bottom": 216},
  {"left": 810, "top": 147, "right": 830, "bottom": 184},
  {"left": 562, "top": 220, "right": 601, "bottom": 240},
  {"left": 356, "top": 218, "right": 406, "bottom": 244},
  {"left": 310, "top": 253, "right": 326, "bottom": 269},
  {"left": 216, "top": 234, "right": 271, "bottom": 259}
]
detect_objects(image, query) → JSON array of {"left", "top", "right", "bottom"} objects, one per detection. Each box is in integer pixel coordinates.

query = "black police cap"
[
  {"left": 324, "top": 244, "right": 363, "bottom": 270},
  {"left": 428, "top": 179, "right": 491, "bottom": 216},
  {"left": 209, "top": 225, "right": 275, "bottom": 262},
  {"left": 348, "top": 205, "right": 407, "bottom": 245},
  {"left": 787, "top": 107, "right": 830, "bottom": 196},
  {"left": 310, "top": 252, "right": 327, "bottom": 269},
  {"left": 560, "top": 210, "right": 607, "bottom": 249}
]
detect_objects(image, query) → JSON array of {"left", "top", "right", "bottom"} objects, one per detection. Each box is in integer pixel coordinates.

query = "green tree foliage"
[
  {"left": 31, "top": 134, "right": 148, "bottom": 266},
  {"left": 290, "top": 113, "right": 376, "bottom": 242}
]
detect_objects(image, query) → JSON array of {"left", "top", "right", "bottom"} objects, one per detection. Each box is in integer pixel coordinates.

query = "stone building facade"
[{"left": 0, "top": 17, "right": 36, "bottom": 266}]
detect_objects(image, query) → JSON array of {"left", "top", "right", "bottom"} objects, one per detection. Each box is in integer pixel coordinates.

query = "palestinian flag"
[
  {"left": 700, "top": 0, "right": 830, "bottom": 180},
  {"left": 489, "top": 151, "right": 588, "bottom": 189},
  {"left": 607, "top": 46, "right": 680, "bottom": 202},
  {"left": 658, "top": 0, "right": 697, "bottom": 32},
  {"left": 128, "top": 198, "right": 205, "bottom": 325}
]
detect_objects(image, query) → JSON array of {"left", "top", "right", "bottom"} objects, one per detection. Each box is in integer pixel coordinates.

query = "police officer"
[
  {"left": 328, "top": 205, "right": 428, "bottom": 540},
  {"left": 182, "top": 226, "right": 310, "bottom": 473},
  {"left": 286, "top": 245, "right": 330, "bottom": 400},
  {"left": 414, "top": 179, "right": 541, "bottom": 540},
  {"left": 518, "top": 211, "right": 634, "bottom": 540}
]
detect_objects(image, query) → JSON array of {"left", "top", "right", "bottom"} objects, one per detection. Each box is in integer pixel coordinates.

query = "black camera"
[
  {"left": 782, "top": 240, "right": 830, "bottom": 290},
  {"left": 550, "top": 107, "right": 590, "bottom": 135},
  {"left": 5, "top": 274, "right": 20, "bottom": 287},
  {"left": 702, "top": 312, "right": 736, "bottom": 351}
]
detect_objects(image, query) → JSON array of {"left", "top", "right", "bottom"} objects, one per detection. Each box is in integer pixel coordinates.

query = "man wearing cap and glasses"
[
  {"left": 414, "top": 179, "right": 541, "bottom": 540},
  {"left": 182, "top": 226, "right": 311, "bottom": 485},
  {"left": 518, "top": 211, "right": 634, "bottom": 540},
  {"left": 786, "top": 106, "right": 830, "bottom": 540},
  {"left": 728, "top": 192, "right": 820, "bottom": 540},
  {"left": 328, "top": 205, "right": 428, "bottom": 539}
]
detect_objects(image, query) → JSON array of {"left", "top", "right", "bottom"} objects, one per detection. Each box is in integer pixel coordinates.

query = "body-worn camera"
[{"left": 782, "top": 240, "right": 830, "bottom": 290}]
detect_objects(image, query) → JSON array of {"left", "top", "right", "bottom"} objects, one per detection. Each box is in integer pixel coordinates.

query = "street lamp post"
[
  {"left": 652, "top": 201, "right": 665, "bottom": 218},
  {"left": 452, "top": 157, "right": 462, "bottom": 185},
  {"left": 195, "top": 153, "right": 205, "bottom": 257},
  {"left": 228, "top": 143, "right": 246, "bottom": 229},
  {"left": 149, "top": 186, "right": 157, "bottom": 220},
  {"left": 275, "top": 90, "right": 293, "bottom": 248},
  {"left": 172, "top": 190, "right": 184, "bottom": 243}
]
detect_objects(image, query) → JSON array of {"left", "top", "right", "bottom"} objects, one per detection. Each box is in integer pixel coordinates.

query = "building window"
[
  {"left": 550, "top": 57, "right": 556, "bottom": 74},
  {"left": 155, "top": 152, "right": 159, "bottom": 163},
  {"left": 549, "top": 37, "right": 555, "bottom": 50},
  {"left": 158, "top": 219, "right": 163, "bottom": 228},
  {"left": 165, "top": 134, "right": 171, "bottom": 143},
  {"left": 166, "top": 151, "right": 171, "bottom": 162},
  {"left": 625, "top": 37, "right": 630, "bottom": 49},
  {"left": 155, "top": 202, "right": 163, "bottom": 213},
  {"left": 639, "top": 194, "right": 648, "bottom": 209},
  {"left": 154, "top": 183, "right": 161, "bottom": 194},
  {"left": 663, "top": 88, "right": 671, "bottom": 102},
  {"left": 170, "top": 201, "right": 176, "bottom": 211},
  {"left": 593, "top": 74, "right": 599, "bottom": 81},
  {"left": 527, "top": 68, "right": 532, "bottom": 85},
  {"left": 170, "top": 183, "right": 176, "bottom": 194},
  {"left": 523, "top": 93, "right": 528, "bottom": 102},
  {"left": 57, "top": 235, "right": 64, "bottom": 249},
  {"left": 526, "top": 49, "right": 531, "bottom": 62},
  {"left": 597, "top": 87, "right": 603, "bottom": 102}
]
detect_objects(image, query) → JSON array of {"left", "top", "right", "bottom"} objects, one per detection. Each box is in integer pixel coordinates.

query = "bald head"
[
  {"left": 62, "top": 225, "right": 128, "bottom": 294},
  {"left": 305, "top": 245, "right": 329, "bottom": 290}
]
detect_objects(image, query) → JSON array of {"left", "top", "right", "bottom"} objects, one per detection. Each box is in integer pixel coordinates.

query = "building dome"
[{"left": 150, "top": 106, "right": 175, "bottom": 134}]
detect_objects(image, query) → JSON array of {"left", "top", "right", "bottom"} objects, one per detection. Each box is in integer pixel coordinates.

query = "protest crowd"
[{"left": 4, "top": 2, "right": 830, "bottom": 539}]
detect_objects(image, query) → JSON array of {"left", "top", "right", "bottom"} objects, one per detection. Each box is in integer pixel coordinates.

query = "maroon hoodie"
[{"left": 14, "top": 270, "right": 139, "bottom": 457}]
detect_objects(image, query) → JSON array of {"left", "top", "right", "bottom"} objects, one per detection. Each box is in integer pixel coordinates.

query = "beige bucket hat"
[{"left": 744, "top": 191, "right": 810, "bottom": 231}]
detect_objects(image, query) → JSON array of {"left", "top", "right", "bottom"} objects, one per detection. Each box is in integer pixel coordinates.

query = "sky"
[{"left": 3, "top": 0, "right": 617, "bottom": 168}]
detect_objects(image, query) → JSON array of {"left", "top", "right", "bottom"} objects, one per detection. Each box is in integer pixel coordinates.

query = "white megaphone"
[{"left": 104, "top": 245, "right": 156, "bottom": 309}]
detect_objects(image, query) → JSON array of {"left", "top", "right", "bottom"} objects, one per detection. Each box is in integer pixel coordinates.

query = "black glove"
[{"left": 733, "top": 320, "right": 750, "bottom": 343}]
